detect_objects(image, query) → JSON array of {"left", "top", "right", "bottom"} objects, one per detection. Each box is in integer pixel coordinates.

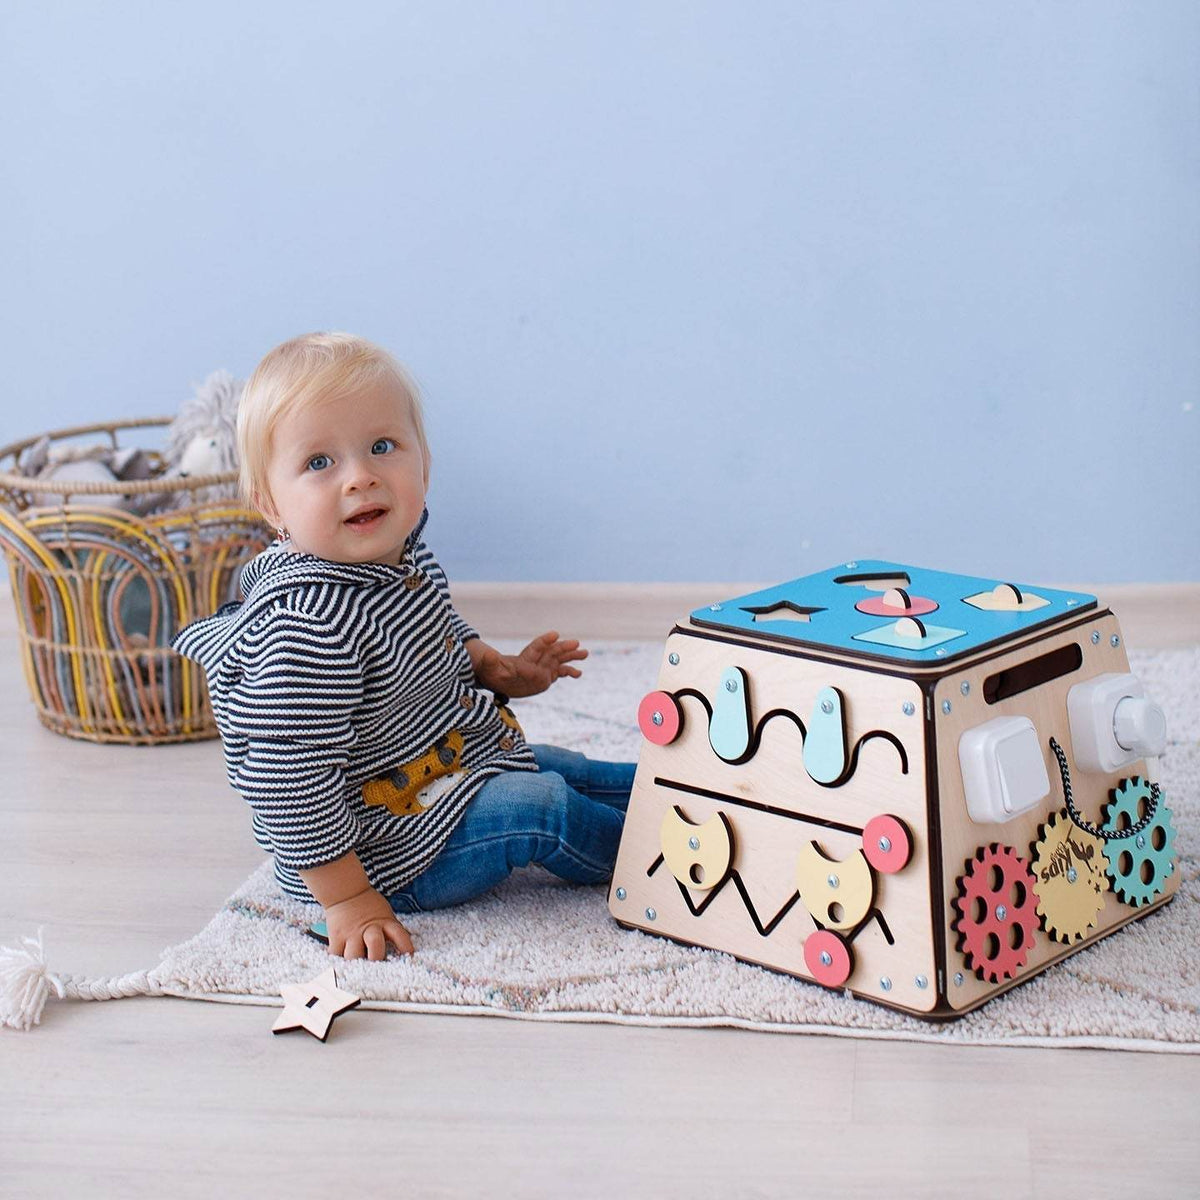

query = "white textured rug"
[{"left": 144, "top": 643, "right": 1199, "bottom": 1051}]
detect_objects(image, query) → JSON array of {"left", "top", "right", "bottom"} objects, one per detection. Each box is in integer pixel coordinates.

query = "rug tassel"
[{"left": 1, "top": 928, "right": 163, "bottom": 1031}]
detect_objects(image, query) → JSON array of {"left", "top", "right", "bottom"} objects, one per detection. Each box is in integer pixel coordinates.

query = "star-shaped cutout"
[
  {"left": 741, "top": 601, "right": 826, "bottom": 625},
  {"left": 272, "top": 967, "right": 361, "bottom": 1041}
]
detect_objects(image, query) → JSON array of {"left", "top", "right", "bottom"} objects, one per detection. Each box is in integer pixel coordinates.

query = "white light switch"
[{"left": 959, "top": 715, "right": 1051, "bottom": 824}]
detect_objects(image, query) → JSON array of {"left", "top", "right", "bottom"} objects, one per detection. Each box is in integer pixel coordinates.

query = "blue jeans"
[{"left": 385, "top": 744, "right": 636, "bottom": 914}]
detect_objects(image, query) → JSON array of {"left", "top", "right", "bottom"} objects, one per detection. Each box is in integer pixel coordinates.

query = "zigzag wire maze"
[{"left": 646, "top": 691, "right": 903, "bottom": 950}]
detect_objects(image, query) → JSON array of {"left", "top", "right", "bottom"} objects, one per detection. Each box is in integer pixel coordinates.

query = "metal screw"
[
  {"left": 645, "top": 907, "right": 656, "bottom": 921},
  {"left": 1091, "top": 631, "right": 1101, "bottom": 645},
  {"left": 819, "top": 951, "right": 833, "bottom": 966},
  {"left": 688, "top": 836, "right": 700, "bottom": 851},
  {"left": 725, "top": 678, "right": 738, "bottom": 692},
  {"left": 942, "top": 700, "right": 952, "bottom": 715},
  {"left": 878, "top": 836, "right": 892, "bottom": 853},
  {"left": 954, "top": 972, "right": 964, "bottom": 987},
  {"left": 651, "top": 711, "right": 664, "bottom": 726},
  {"left": 1111, "top": 634, "right": 1120, "bottom": 648},
  {"left": 1067, "top": 868, "right": 1077, "bottom": 883},
  {"left": 821, "top": 698, "right": 833, "bottom": 714},
  {"left": 995, "top": 905, "right": 1008, "bottom": 921},
  {"left": 1066, "top": 598, "right": 1079, "bottom": 607},
  {"left": 902, "top": 701, "right": 915, "bottom": 716},
  {"left": 668, "top": 652, "right": 679, "bottom": 665},
  {"left": 935, "top": 648, "right": 947, "bottom": 657},
  {"left": 916, "top": 975, "right": 928, "bottom": 989},
  {"left": 1136, "top": 835, "right": 1146, "bottom": 850},
  {"left": 709, "top": 603, "right": 722, "bottom": 611},
  {"left": 827, "top": 874, "right": 839, "bottom": 889},
  {"left": 880, "top": 976, "right": 892, "bottom": 991},
  {"left": 615, "top": 887, "right": 626, "bottom": 901},
  {"left": 846, "top": 561, "right": 858, "bottom": 569},
  {"left": 960, "top": 681, "right": 971, "bottom": 696}
]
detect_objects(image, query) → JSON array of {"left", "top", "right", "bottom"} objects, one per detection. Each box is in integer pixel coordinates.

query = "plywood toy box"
[{"left": 608, "top": 561, "right": 1178, "bottom": 1019}]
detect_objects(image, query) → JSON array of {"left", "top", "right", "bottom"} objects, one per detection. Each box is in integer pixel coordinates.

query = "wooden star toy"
[{"left": 272, "top": 967, "right": 361, "bottom": 1041}]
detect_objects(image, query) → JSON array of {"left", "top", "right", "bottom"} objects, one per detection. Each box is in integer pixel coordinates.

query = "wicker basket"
[{"left": 0, "top": 417, "right": 273, "bottom": 744}]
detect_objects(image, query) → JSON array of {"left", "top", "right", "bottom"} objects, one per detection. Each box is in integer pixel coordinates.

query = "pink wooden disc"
[
  {"left": 855, "top": 592, "right": 939, "bottom": 617},
  {"left": 803, "top": 930, "right": 852, "bottom": 987},
  {"left": 638, "top": 691, "right": 681, "bottom": 745},
  {"left": 863, "top": 814, "right": 912, "bottom": 873}
]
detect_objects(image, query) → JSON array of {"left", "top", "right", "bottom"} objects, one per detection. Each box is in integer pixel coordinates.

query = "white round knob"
[{"left": 1113, "top": 695, "right": 1167, "bottom": 757}]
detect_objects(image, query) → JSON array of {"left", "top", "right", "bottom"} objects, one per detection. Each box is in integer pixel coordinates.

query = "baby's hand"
[
  {"left": 324, "top": 886, "right": 415, "bottom": 961},
  {"left": 476, "top": 631, "right": 588, "bottom": 698}
]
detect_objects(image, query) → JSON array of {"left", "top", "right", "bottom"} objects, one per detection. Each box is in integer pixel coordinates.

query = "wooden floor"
[{"left": 2, "top": 585, "right": 1198, "bottom": 1199}]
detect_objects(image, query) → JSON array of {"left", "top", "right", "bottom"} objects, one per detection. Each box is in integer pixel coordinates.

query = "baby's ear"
[{"left": 251, "top": 488, "right": 277, "bottom": 525}]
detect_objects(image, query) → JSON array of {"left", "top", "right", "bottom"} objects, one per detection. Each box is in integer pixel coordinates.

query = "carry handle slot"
[{"left": 983, "top": 643, "right": 1083, "bottom": 705}]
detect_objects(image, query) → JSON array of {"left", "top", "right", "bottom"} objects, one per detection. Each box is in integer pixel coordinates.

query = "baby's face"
[{"left": 259, "top": 383, "right": 428, "bottom": 566}]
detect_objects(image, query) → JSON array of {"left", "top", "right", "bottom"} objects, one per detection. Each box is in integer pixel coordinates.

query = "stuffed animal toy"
[
  {"left": 151, "top": 369, "right": 244, "bottom": 512},
  {"left": 15, "top": 369, "right": 242, "bottom": 516}
]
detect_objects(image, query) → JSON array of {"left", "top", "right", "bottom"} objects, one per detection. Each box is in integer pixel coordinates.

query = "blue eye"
[
  {"left": 306, "top": 454, "right": 331, "bottom": 472},
  {"left": 371, "top": 438, "right": 396, "bottom": 455}
]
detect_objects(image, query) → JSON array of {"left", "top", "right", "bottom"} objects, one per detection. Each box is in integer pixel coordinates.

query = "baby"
[{"left": 172, "top": 332, "right": 636, "bottom": 961}]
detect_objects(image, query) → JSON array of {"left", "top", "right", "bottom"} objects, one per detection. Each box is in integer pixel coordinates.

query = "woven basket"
[{"left": 0, "top": 417, "right": 272, "bottom": 744}]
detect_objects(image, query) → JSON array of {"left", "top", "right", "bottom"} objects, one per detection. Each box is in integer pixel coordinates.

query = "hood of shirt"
[{"left": 171, "top": 506, "right": 429, "bottom": 676}]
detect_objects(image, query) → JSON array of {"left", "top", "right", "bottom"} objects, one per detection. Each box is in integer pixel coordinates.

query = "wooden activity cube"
[{"left": 608, "top": 561, "right": 1179, "bottom": 1019}]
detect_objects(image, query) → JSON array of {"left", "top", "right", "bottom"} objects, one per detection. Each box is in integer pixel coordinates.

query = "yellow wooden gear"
[{"left": 1030, "top": 809, "right": 1109, "bottom": 943}]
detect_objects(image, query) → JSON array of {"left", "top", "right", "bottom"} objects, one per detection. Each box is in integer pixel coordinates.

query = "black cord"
[{"left": 1048, "top": 736, "right": 1158, "bottom": 841}]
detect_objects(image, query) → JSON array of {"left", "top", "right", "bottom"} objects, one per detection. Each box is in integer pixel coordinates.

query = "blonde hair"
[{"left": 237, "top": 331, "right": 430, "bottom": 516}]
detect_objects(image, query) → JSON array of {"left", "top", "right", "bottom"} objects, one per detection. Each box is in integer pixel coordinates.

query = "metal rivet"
[
  {"left": 827, "top": 874, "right": 839, "bottom": 889},
  {"left": 902, "top": 701, "right": 915, "bottom": 716},
  {"left": 1066, "top": 598, "right": 1079, "bottom": 607},
  {"left": 880, "top": 976, "right": 892, "bottom": 991},
  {"left": 615, "top": 887, "right": 626, "bottom": 901},
  {"left": 878, "top": 836, "right": 892, "bottom": 853},
  {"left": 1091, "top": 631, "right": 1101, "bottom": 645},
  {"left": 1110, "top": 634, "right": 1120, "bottom": 647},
  {"left": 845, "top": 561, "right": 858, "bottom": 569},
  {"left": 995, "top": 904, "right": 1007, "bottom": 921},
  {"left": 725, "top": 678, "right": 738, "bottom": 692},
  {"left": 821, "top": 698, "right": 833, "bottom": 714},
  {"left": 935, "top": 648, "right": 947, "bottom": 657},
  {"left": 1067, "top": 868, "right": 1078, "bottom": 883},
  {"left": 1136, "top": 835, "right": 1146, "bottom": 850},
  {"left": 916, "top": 975, "right": 928, "bottom": 989},
  {"left": 819, "top": 951, "right": 833, "bottom": 966},
  {"left": 960, "top": 681, "right": 970, "bottom": 696},
  {"left": 942, "top": 700, "right": 952, "bottom": 715},
  {"left": 668, "top": 652, "right": 679, "bottom": 665},
  {"left": 709, "top": 603, "right": 722, "bottom": 611},
  {"left": 688, "top": 836, "right": 700, "bottom": 851},
  {"left": 651, "top": 711, "right": 663, "bottom": 726},
  {"left": 645, "top": 907, "right": 656, "bottom": 921},
  {"left": 954, "top": 972, "right": 964, "bottom": 987}
]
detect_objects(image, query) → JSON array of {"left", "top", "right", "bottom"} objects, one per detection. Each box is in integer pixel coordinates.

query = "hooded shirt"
[{"left": 170, "top": 508, "right": 536, "bottom": 902}]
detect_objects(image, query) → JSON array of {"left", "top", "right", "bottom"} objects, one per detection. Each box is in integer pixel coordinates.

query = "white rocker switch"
[
  {"left": 959, "top": 715, "right": 1051, "bottom": 824},
  {"left": 1067, "top": 672, "right": 1166, "bottom": 774}
]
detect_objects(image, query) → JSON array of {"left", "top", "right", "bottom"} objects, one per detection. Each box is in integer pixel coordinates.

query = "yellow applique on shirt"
[
  {"left": 362, "top": 731, "right": 464, "bottom": 816},
  {"left": 497, "top": 703, "right": 524, "bottom": 736}
]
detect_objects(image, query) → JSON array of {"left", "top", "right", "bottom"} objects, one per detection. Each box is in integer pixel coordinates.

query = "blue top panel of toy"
[{"left": 688, "top": 561, "right": 1097, "bottom": 667}]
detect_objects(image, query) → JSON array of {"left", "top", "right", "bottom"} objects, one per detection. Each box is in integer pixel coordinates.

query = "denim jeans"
[{"left": 385, "top": 744, "right": 636, "bottom": 914}]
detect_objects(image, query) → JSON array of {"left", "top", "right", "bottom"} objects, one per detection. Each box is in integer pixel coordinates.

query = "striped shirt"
[{"left": 170, "top": 508, "right": 536, "bottom": 902}]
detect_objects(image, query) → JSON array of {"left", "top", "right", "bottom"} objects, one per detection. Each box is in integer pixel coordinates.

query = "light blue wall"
[{"left": 1, "top": 2, "right": 1196, "bottom": 583}]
